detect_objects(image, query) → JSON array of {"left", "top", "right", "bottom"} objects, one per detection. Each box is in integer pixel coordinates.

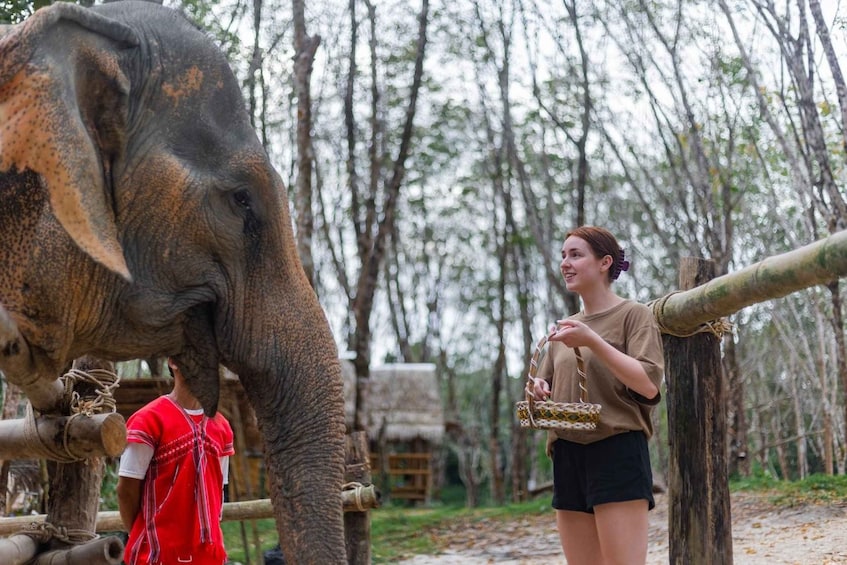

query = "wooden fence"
[
  {"left": 371, "top": 452, "right": 434, "bottom": 501},
  {"left": 655, "top": 229, "right": 847, "bottom": 564}
]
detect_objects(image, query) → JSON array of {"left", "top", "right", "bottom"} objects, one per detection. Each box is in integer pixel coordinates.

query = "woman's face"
[{"left": 560, "top": 236, "right": 611, "bottom": 293}]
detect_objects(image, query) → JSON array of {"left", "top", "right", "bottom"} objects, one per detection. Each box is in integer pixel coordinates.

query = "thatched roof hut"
[
  {"left": 341, "top": 360, "right": 445, "bottom": 444},
  {"left": 342, "top": 360, "right": 445, "bottom": 502}
]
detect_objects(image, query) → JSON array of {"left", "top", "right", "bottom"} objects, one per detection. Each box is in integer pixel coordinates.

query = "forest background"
[{"left": 3, "top": 0, "right": 847, "bottom": 507}]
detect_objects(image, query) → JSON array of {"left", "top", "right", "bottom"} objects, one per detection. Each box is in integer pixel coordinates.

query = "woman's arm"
[
  {"left": 549, "top": 320, "right": 659, "bottom": 400},
  {"left": 585, "top": 336, "right": 659, "bottom": 400}
]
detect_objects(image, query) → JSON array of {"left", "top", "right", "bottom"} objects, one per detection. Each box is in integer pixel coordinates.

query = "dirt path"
[{"left": 397, "top": 491, "right": 847, "bottom": 564}]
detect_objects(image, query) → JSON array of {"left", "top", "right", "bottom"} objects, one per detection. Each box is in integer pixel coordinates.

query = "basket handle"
[
  {"left": 524, "top": 334, "right": 548, "bottom": 429},
  {"left": 525, "top": 334, "right": 590, "bottom": 410},
  {"left": 573, "top": 347, "right": 589, "bottom": 403}
]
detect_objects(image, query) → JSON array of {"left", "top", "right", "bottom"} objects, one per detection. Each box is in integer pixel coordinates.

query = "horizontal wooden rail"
[
  {"left": 0, "top": 413, "right": 126, "bottom": 460},
  {"left": 0, "top": 486, "right": 380, "bottom": 536},
  {"left": 384, "top": 453, "right": 432, "bottom": 461},
  {"left": 653, "top": 229, "right": 847, "bottom": 335}
]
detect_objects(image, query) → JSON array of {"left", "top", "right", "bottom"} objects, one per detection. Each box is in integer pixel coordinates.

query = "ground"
[{"left": 397, "top": 491, "right": 847, "bottom": 564}]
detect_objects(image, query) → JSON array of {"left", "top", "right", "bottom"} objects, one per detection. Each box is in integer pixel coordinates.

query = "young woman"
[{"left": 528, "top": 226, "right": 664, "bottom": 565}]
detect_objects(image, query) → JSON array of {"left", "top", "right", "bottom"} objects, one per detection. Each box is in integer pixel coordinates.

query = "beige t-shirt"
[{"left": 537, "top": 299, "right": 664, "bottom": 447}]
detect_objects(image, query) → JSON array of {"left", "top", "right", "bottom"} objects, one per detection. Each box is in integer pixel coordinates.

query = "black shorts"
[{"left": 551, "top": 431, "right": 654, "bottom": 513}]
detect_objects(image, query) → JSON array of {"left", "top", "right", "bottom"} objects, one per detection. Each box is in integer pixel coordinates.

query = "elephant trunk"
[{"left": 235, "top": 324, "right": 347, "bottom": 564}]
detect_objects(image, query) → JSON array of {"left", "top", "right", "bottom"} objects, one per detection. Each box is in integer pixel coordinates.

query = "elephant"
[{"left": 0, "top": 1, "right": 346, "bottom": 562}]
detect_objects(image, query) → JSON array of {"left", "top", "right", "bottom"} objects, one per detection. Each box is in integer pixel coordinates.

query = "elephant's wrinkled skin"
[{"left": 0, "top": 2, "right": 346, "bottom": 562}]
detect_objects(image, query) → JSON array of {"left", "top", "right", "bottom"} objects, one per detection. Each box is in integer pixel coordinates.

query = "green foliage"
[
  {"left": 1, "top": 0, "right": 59, "bottom": 24},
  {"left": 370, "top": 498, "right": 553, "bottom": 563},
  {"left": 221, "top": 519, "right": 279, "bottom": 564},
  {"left": 730, "top": 472, "right": 847, "bottom": 507},
  {"left": 729, "top": 467, "right": 781, "bottom": 492},
  {"left": 99, "top": 461, "right": 121, "bottom": 511},
  {"left": 219, "top": 499, "right": 553, "bottom": 564}
]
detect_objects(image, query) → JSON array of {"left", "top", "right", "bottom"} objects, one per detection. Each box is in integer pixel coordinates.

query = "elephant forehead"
[
  {"left": 161, "top": 66, "right": 204, "bottom": 107},
  {"left": 122, "top": 151, "right": 192, "bottom": 199}
]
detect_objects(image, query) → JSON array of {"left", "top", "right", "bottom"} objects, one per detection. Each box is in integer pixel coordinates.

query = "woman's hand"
[
  {"left": 547, "top": 319, "right": 599, "bottom": 348},
  {"left": 526, "top": 377, "right": 550, "bottom": 400},
  {"left": 551, "top": 319, "right": 660, "bottom": 400}
]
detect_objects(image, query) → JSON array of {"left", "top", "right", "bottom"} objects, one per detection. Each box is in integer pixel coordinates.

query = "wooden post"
[
  {"left": 345, "top": 431, "right": 372, "bottom": 565},
  {"left": 665, "top": 258, "right": 733, "bottom": 564},
  {"left": 223, "top": 379, "right": 261, "bottom": 565},
  {"left": 43, "top": 357, "right": 124, "bottom": 559}
]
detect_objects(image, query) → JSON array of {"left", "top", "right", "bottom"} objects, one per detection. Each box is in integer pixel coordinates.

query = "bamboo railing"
[
  {"left": 0, "top": 485, "right": 380, "bottom": 537},
  {"left": 652, "top": 229, "right": 847, "bottom": 335}
]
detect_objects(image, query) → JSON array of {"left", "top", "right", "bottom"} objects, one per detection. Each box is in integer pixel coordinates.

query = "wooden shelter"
[{"left": 341, "top": 360, "right": 445, "bottom": 503}]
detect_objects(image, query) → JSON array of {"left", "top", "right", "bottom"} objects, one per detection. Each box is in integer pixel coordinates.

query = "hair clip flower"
[{"left": 611, "top": 249, "right": 630, "bottom": 280}]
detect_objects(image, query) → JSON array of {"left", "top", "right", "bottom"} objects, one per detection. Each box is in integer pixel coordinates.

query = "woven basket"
[{"left": 515, "top": 334, "right": 601, "bottom": 431}]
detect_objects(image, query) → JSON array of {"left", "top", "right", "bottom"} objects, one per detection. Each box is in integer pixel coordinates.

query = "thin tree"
[
  {"left": 293, "top": 0, "right": 320, "bottom": 286},
  {"left": 344, "top": 0, "right": 430, "bottom": 431},
  {"left": 745, "top": 0, "right": 847, "bottom": 469}
]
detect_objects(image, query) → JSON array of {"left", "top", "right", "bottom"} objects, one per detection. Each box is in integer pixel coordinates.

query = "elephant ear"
[{"left": 0, "top": 4, "right": 139, "bottom": 281}]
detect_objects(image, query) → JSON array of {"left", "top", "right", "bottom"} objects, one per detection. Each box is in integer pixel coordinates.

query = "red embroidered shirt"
[{"left": 124, "top": 396, "right": 234, "bottom": 565}]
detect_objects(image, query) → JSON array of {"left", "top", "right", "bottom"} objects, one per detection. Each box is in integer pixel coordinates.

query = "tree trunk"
[
  {"left": 808, "top": 0, "right": 847, "bottom": 168},
  {"left": 826, "top": 281, "right": 847, "bottom": 473},
  {"left": 293, "top": 0, "right": 320, "bottom": 288},
  {"left": 351, "top": 0, "right": 429, "bottom": 432},
  {"left": 789, "top": 370, "right": 807, "bottom": 480},
  {"left": 563, "top": 0, "right": 590, "bottom": 229},
  {"left": 510, "top": 244, "right": 534, "bottom": 502},
  {"left": 724, "top": 337, "right": 749, "bottom": 477},
  {"left": 245, "top": 0, "right": 263, "bottom": 130},
  {"left": 488, "top": 216, "right": 507, "bottom": 505}
]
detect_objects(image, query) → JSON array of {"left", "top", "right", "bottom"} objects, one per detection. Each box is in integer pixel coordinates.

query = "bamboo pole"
[
  {"left": 0, "top": 413, "right": 126, "bottom": 460},
  {"left": 0, "top": 533, "right": 38, "bottom": 565},
  {"left": 0, "top": 487, "right": 381, "bottom": 536},
  {"left": 32, "top": 536, "right": 123, "bottom": 565},
  {"left": 653, "top": 229, "right": 847, "bottom": 335}
]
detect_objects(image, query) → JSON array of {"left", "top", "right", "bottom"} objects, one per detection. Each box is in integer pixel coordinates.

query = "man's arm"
[{"left": 116, "top": 476, "right": 143, "bottom": 531}]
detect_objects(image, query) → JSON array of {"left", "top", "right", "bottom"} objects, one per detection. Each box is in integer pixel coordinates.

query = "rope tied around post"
[
  {"left": 61, "top": 367, "right": 121, "bottom": 459},
  {"left": 342, "top": 482, "right": 366, "bottom": 512},
  {"left": 649, "top": 291, "right": 735, "bottom": 339},
  {"left": 21, "top": 367, "right": 122, "bottom": 463},
  {"left": 61, "top": 368, "right": 121, "bottom": 416},
  {"left": 23, "top": 403, "right": 76, "bottom": 463},
  {"left": 14, "top": 520, "right": 98, "bottom": 545},
  {"left": 342, "top": 481, "right": 381, "bottom": 512}
]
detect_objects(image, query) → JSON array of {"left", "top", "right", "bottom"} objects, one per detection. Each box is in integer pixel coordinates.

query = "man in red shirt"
[{"left": 117, "top": 358, "right": 235, "bottom": 565}]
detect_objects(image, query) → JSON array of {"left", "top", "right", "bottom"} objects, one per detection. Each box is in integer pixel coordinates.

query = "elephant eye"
[{"left": 233, "top": 189, "right": 252, "bottom": 210}]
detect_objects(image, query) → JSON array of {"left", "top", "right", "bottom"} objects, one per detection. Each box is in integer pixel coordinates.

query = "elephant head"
[{"left": 0, "top": 2, "right": 346, "bottom": 561}]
